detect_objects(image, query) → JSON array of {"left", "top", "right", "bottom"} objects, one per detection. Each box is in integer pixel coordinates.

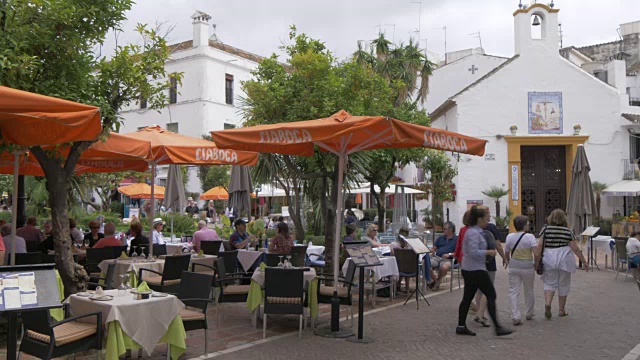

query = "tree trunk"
[
  {"left": 372, "top": 184, "right": 386, "bottom": 232},
  {"left": 292, "top": 181, "right": 305, "bottom": 241},
  {"left": 322, "top": 166, "right": 339, "bottom": 279},
  {"left": 31, "top": 145, "right": 90, "bottom": 297},
  {"left": 596, "top": 194, "right": 601, "bottom": 218},
  {"left": 495, "top": 199, "right": 501, "bottom": 219}
]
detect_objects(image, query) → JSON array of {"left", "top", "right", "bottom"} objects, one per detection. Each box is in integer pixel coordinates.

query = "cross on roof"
[{"left": 468, "top": 65, "right": 478, "bottom": 74}]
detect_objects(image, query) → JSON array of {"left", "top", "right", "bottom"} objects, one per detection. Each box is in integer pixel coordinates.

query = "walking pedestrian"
[
  {"left": 456, "top": 206, "right": 512, "bottom": 336},
  {"left": 504, "top": 215, "right": 539, "bottom": 326},
  {"left": 536, "top": 209, "right": 588, "bottom": 319}
]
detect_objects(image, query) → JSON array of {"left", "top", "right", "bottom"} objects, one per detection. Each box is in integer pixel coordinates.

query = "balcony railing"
[
  {"left": 631, "top": 97, "right": 640, "bottom": 107},
  {"left": 623, "top": 159, "right": 640, "bottom": 180}
]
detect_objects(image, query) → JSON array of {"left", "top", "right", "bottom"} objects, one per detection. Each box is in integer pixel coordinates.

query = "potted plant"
[
  {"left": 509, "top": 125, "right": 518, "bottom": 135},
  {"left": 573, "top": 124, "right": 581, "bottom": 135},
  {"left": 494, "top": 208, "right": 513, "bottom": 242}
]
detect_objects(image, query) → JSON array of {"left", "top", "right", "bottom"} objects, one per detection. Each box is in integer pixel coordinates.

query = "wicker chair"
[
  {"left": 138, "top": 254, "right": 191, "bottom": 293},
  {"left": 263, "top": 268, "right": 305, "bottom": 339},
  {"left": 15, "top": 252, "right": 43, "bottom": 265},
  {"left": 214, "top": 257, "right": 252, "bottom": 324},
  {"left": 290, "top": 246, "right": 308, "bottom": 267},
  {"left": 177, "top": 271, "right": 215, "bottom": 355},
  {"left": 201, "top": 240, "right": 223, "bottom": 256}
]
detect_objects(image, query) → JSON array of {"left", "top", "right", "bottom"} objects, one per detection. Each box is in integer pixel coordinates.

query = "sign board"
[
  {"left": 281, "top": 206, "right": 290, "bottom": 217},
  {"left": 345, "top": 242, "right": 382, "bottom": 267},
  {"left": 0, "top": 264, "right": 61, "bottom": 312},
  {"left": 401, "top": 236, "right": 430, "bottom": 255},
  {"left": 511, "top": 165, "right": 519, "bottom": 201},
  {"left": 580, "top": 226, "right": 600, "bottom": 237},
  {"left": 466, "top": 200, "right": 483, "bottom": 211},
  {"left": 129, "top": 208, "right": 140, "bottom": 219},
  {"left": 484, "top": 153, "right": 495, "bottom": 161}
]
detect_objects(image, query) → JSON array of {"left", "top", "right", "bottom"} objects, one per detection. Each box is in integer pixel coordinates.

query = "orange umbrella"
[
  {"left": 118, "top": 183, "right": 165, "bottom": 199},
  {"left": 0, "top": 86, "right": 102, "bottom": 265},
  {"left": 0, "top": 132, "right": 152, "bottom": 176},
  {"left": 118, "top": 126, "right": 259, "bottom": 256},
  {"left": 200, "top": 186, "right": 228, "bottom": 200},
  {"left": 211, "top": 110, "right": 487, "bottom": 335}
]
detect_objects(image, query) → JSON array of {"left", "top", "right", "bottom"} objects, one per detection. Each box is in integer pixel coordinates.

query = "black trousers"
[{"left": 458, "top": 270, "right": 501, "bottom": 328}]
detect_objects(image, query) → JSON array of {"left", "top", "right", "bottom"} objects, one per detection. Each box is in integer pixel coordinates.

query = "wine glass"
[
  {"left": 131, "top": 249, "right": 138, "bottom": 258},
  {"left": 118, "top": 274, "right": 128, "bottom": 297},
  {"left": 123, "top": 274, "right": 131, "bottom": 290},
  {"left": 285, "top": 255, "right": 292, "bottom": 268},
  {"left": 277, "top": 256, "right": 284, "bottom": 267}
]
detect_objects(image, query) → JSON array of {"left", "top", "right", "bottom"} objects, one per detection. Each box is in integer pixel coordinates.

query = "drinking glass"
[
  {"left": 118, "top": 275, "right": 127, "bottom": 297},
  {"left": 131, "top": 249, "right": 138, "bottom": 258},
  {"left": 278, "top": 256, "right": 284, "bottom": 267},
  {"left": 286, "top": 255, "right": 292, "bottom": 268}
]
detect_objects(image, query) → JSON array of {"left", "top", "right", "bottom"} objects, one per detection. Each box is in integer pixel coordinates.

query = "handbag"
[
  {"left": 508, "top": 232, "right": 526, "bottom": 267},
  {"left": 536, "top": 228, "right": 546, "bottom": 275}
]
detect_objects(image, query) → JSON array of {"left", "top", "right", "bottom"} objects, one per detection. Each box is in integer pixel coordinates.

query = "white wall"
[{"left": 424, "top": 54, "right": 508, "bottom": 114}]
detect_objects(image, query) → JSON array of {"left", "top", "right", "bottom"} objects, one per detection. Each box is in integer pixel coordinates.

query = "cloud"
[{"left": 100, "top": 0, "right": 640, "bottom": 62}]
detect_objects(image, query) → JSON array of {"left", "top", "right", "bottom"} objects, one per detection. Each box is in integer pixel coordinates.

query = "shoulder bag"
[
  {"left": 536, "top": 228, "right": 546, "bottom": 275},
  {"left": 508, "top": 232, "right": 526, "bottom": 267}
]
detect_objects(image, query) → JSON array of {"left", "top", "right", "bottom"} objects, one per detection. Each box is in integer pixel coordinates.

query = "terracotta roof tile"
[{"left": 167, "top": 39, "right": 265, "bottom": 64}]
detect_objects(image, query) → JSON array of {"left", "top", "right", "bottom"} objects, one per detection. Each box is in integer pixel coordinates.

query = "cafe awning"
[{"left": 602, "top": 180, "right": 640, "bottom": 196}]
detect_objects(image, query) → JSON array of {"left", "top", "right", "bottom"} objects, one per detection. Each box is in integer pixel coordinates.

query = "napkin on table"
[
  {"left": 137, "top": 281, "right": 151, "bottom": 292},
  {"left": 119, "top": 251, "right": 128, "bottom": 259},
  {"left": 198, "top": 249, "right": 204, "bottom": 256},
  {"left": 259, "top": 262, "right": 267, "bottom": 271},
  {"left": 95, "top": 286, "right": 105, "bottom": 296}
]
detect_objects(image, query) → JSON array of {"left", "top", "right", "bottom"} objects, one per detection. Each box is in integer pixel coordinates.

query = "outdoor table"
[
  {"left": 159, "top": 254, "right": 218, "bottom": 270},
  {"left": 68, "top": 289, "right": 186, "bottom": 360},
  {"left": 372, "top": 246, "right": 391, "bottom": 257},
  {"left": 165, "top": 242, "right": 193, "bottom": 255},
  {"left": 236, "top": 249, "right": 266, "bottom": 271},
  {"left": 585, "top": 235, "right": 614, "bottom": 269},
  {"left": 342, "top": 256, "right": 399, "bottom": 304},
  {"left": 306, "top": 244, "right": 325, "bottom": 257},
  {"left": 246, "top": 267, "right": 318, "bottom": 327},
  {"left": 99, "top": 259, "right": 165, "bottom": 287}
]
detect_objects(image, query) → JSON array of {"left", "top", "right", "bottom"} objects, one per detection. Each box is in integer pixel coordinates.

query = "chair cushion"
[
  {"left": 145, "top": 276, "right": 181, "bottom": 286},
  {"left": 223, "top": 285, "right": 250, "bottom": 295},
  {"left": 193, "top": 270, "right": 215, "bottom": 276},
  {"left": 266, "top": 296, "right": 302, "bottom": 304},
  {"left": 26, "top": 321, "right": 97, "bottom": 346},
  {"left": 319, "top": 285, "right": 348, "bottom": 297},
  {"left": 89, "top": 272, "right": 102, "bottom": 277},
  {"left": 179, "top": 307, "right": 206, "bottom": 321}
]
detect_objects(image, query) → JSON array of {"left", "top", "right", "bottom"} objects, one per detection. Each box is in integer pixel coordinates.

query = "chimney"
[{"left": 191, "top": 11, "right": 211, "bottom": 47}]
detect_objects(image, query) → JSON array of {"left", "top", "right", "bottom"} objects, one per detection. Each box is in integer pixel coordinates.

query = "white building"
[
  {"left": 118, "top": 11, "right": 263, "bottom": 197},
  {"left": 422, "top": 3, "right": 640, "bottom": 232}
]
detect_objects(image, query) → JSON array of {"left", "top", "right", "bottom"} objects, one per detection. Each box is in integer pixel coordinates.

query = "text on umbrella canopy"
[
  {"left": 195, "top": 148, "right": 239, "bottom": 163},
  {"left": 259, "top": 129, "right": 313, "bottom": 144},
  {"left": 423, "top": 130, "right": 468, "bottom": 153}
]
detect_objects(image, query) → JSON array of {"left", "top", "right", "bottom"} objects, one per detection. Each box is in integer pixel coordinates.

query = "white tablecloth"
[
  {"left": 251, "top": 267, "right": 317, "bottom": 288},
  {"left": 585, "top": 236, "right": 614, "bottom": 256},
  {"left": 306, "top": 245, "right": 325, "bottom": 257},
  {"left": 166, "top": 243, "right": 193, "bottom": 255},
  {"left": 190, "top": 254, "right": 217, "bottom": 269},
  {"left": 236, "top": 249, "right": 265, "bottom": 271},
  {"left": 342, "top": 256, "right": 399, "bottom": 283},
  {"left": 68, "top": 289, "right": 183, "bottom": 356},
  {"left": 99, "top": 259, "right": 165, "bottom": 287}
]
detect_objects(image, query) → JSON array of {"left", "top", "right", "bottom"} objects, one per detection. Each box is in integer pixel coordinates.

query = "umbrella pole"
[
  {"left": 10, "top": 153, "right": 19, "bottom": 265},
  {"left": 149, "top": 162, "right": 156, "bottom": 258},
  {"left": 316, "top": 153, "right": 353, "bottom": 338}
]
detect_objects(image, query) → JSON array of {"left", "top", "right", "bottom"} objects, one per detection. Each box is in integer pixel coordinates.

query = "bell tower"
[{"left": 513, "top": 2, "right": 560, "bottom": 58}]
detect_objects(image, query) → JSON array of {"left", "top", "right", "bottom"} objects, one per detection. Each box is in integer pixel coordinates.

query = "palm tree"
[
  {"left": 592, "top": 181, "right": 608, "bottom": 219},
  {"left": 482, "top": 186, "right": 509, "bottom": 219}
]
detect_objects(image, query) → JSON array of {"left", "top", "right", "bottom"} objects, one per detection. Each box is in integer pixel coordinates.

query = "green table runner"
[{"left": 105, "top": 315, "right": 186, "bottom": 360}]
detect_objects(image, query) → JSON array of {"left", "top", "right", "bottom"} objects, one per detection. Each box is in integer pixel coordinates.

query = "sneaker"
[
  {"left": 456, "top": 326, "right": 476, "bottom": 336},
  {"left": 512, "top": 319, "right": 522, "bottom": 326},
  {"left": 544, "top": 305, "right": 552, "bottom": 320},
  {"left": 526, "top": 314, "right": 534, "bottom": 320},
  {"left": 495, "top": 327, "right": 513, "bottom": 336}
]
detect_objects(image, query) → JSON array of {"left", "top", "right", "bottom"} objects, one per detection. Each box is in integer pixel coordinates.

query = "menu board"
[
  {"left": 0, "top": 272, "right": 37, "bottom": 309},
  {"left": 401, "top": 236, "right": 430, "bottom": 254},
  {"left": 344, "top": 242, "right": 382, "bottom": 267}
]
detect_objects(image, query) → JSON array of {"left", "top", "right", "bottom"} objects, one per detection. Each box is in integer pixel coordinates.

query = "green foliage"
[
  {"left": 420, "top": 205, "right": 443, "bottom": 227},
  {"left": 109, "top": 201, "right": 124, "bottom": 217},
  {"left": 161, "top": 213, "right": 196, "bottom": 235},
  {"left": 482, "top": 186, "right": 509, "bottom": 218},
  {"left": 592, "top": 181, "right": 608, "bottom": 219},
  {"left": 0, "top": 175, "right": 13, "bottom": 195},
  {"left": 494, "top": 207, "right": 514, "bottom": 230},
  {"left": 247, "top": 219, "right": 266, "bottom": 238},
  {"left": 304, "top": 235, "right": 326, "bottom": 247},
  {"left": 593, "top": 217, "right": 612, "bottom": 235},
  {"left": 69, "top": 212, "right": 121, "bottom": 230},
  {"left": 363, "top": 208, "right": 377, "bottom": 221},
  {"left": 417, "top": 150, "right": 457, "bottom": 228},
  {"left": 0, "top": 211, "right": 12, "bottom": 223},
  {"left": 266, "top": 229, "right": 277, "bottom": 238}
]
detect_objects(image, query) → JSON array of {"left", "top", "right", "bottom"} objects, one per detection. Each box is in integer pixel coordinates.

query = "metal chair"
[
  {"left": 450, "top": 258, "right": 462, "bottom": 291},
  {"left": 110, "top": 245, "right": 129, "bottom": 259},
  {"left": 15, "top": 252, "right": 43, "bottom": 265},
  {"left": 139, "top": 254, "right": 191, "bottom": 293},
  {"left": 222, "top": 240, "right": 232, "bottom": 251},
  {"left": 88, "top": 262, "right": 116, "bottom": 290},
  {"left": 154, "top": 244, "right": 167, "bottom": 256},
  {"left": 219, "top": 250, "right": 239, "bottom": 274},
  {"left": 214, "top": 257, "right": 252, "bottom": 324},
  {"left": 265, "top": 253, "right": 285, "bottom": 267},
  {"left": 317, "top": 260, "right": 356, "bottom": 327},
  {"left": 201, "top": 240, "right": 223, "bottom": 256},
  {"left": 615, "top": 238, "right": 630, "bottom": 281},
  {"left": 394, "top": 248, "right": 418, "bottom": 293},
  {"left": 177, "top": 271, "right": 215, "bottom": 355},
  {"left": 19, "top": 307, "right": 103, "bottom": 360},
  {"left": 85, "top": 248, "right": 115, "bottom": 278},
  {"left": 42, "top": 254, "right": 55, "bottom": 264},
  {"left": 263, "top": 268, "right": 305, "bottom": 339},
  {"left": 290, "top": 246, "right": 308, "bottom": 267}
]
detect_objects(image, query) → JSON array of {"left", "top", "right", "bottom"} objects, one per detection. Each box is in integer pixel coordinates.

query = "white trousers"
[
  {"left": 508, "top": 267, "right": 535, "bottom": 321},
  {"left": 542, "top": 268, "right": 572, "bottom": 296}
]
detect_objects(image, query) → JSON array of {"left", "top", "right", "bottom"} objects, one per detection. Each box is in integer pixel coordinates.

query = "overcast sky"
[{"left": 101, "top": 0, "right": 640, "bottom": 62}]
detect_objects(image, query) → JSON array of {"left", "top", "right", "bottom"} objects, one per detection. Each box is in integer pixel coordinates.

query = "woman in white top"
[
  {"left": 361, "top": 224, "right": 383, "bottom": 248},
  {"left": 151, "top": 218, "right": 165, "bottom": 245},
  {"left": 504, "top": 215, "right": 539, "bottom": 326},
  {"left": 627, "top": 232, "right": 640, "bottom": 267}
]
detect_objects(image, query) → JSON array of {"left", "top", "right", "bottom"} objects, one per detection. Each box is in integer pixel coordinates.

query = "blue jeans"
[
  {"left": 630, "top": 254, "right": 640, "bottom": 268},
  {"left": 423, "top": 256, "right": 432, "bottom": 282}
]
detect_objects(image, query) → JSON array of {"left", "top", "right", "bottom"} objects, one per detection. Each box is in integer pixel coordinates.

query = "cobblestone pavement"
[{"left": 208, "top": 267, "right": 639, "bottom": 360}]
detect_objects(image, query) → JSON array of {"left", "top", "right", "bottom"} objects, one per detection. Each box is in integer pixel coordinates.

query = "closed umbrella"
[
  {"left": 164, "top": 164, "right": 186, "bottom": 237},
  {"left": 566, "top": 144, "right": 597, "bottom": 267},
  {"left": 228, "top": 165, "right": 253, "bottom": 217}
]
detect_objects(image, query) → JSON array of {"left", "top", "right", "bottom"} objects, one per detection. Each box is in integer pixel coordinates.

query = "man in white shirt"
[
  {"left": 1, "top": 224, "right": 26, "bottom": 264},
  {"left": 627, "top": 232, "right": 640, "bottom": 267}
]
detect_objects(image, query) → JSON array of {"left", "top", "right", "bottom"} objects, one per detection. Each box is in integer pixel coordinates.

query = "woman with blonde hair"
[
  {"left": 536, "top": 209, "right": 588, "bottom": 319},
  {"left": 505, "top": 215, "right": 539, "bottom": 325},
  {"left": 362, "top": 224, "right": 383, "bottom": 248}
]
